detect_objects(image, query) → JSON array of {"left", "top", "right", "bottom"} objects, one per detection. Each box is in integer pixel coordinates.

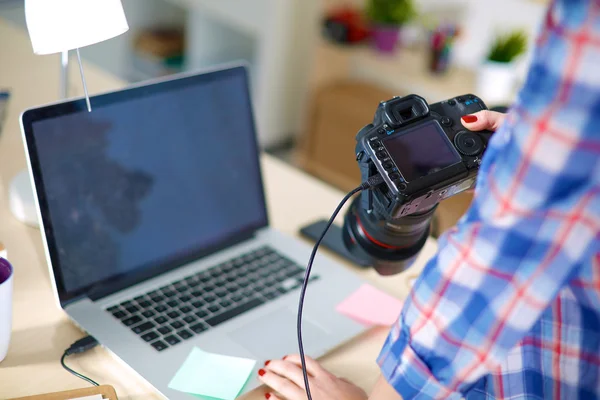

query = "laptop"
[{"left": 19, "top": 64, "right": 367, "bottom": 398}]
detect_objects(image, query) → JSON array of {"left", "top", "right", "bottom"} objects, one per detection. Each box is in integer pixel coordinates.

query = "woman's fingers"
[
  {"left": 264, "top": 393, "right": 282, "bottom": 400},
  {"left": 258, "top": 368, "right": 307, "bottom": 400},
  {"left": 264, "top": 359, "right": 311, "bottom": 389},
  {"left": 278, "top": 354, "right": 329, "bottom": 377},
  {"left": 460, "top": 110, "right": 506, "bottom": 132}
]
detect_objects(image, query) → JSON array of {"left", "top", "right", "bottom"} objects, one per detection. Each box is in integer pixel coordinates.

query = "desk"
[{"left": 0, "top": 19, "right": 437, "bottom": 399}]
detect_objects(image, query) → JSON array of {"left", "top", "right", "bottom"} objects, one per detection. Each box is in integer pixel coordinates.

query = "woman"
[{"left": 257, "top": 0, "right": 600, "bottom": 398}]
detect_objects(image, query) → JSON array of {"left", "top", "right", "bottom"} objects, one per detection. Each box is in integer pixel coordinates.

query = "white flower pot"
[{"left": 476, "top": 61, "right": 517, "bottom": 106}]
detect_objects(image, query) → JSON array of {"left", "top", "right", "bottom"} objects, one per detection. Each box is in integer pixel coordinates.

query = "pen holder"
[{"left": 429, "top": 46, "right": 450, "bottom": 74}]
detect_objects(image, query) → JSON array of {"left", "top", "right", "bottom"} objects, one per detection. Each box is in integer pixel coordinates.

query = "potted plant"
[
  {"left": 477, "top": 30, "right": 528, "bottom": 105},
  {"left": 366, "top": 0, "right": 417, "bottom": 54}
]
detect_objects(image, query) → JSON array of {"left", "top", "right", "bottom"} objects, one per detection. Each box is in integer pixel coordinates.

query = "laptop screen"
[{"left": 22, "top": 66, "right": 268, "bottom": 304}]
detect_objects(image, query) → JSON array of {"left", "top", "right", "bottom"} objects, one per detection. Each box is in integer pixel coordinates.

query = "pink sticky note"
[{"left": 336, "top": 284, "right": 403, "bottom": 326}]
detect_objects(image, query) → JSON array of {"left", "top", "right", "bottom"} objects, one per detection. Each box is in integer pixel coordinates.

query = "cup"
[{"left": 0, "top": 257, "right": 13, "bottom": 363}]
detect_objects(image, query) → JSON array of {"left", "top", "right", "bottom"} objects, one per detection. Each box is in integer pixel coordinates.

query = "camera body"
[
  {"left": 355, "top": 94, "right": 493, "bottom": 220},
  {"left": 342, "top": 94, "right": 493, "bottom": 275}
]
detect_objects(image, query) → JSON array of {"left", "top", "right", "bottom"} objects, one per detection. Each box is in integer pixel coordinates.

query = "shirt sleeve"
[{"left": 377, "top": 1, "right": 600, "bottom": 398}]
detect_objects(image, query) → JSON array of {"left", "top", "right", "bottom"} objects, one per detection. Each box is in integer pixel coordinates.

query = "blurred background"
[{"left": 0, "top": 0, "right": 548, "bottom": 235}]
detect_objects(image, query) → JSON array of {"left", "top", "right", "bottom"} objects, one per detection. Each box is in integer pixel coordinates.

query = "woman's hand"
[
  {"left": 257, "top": 354, "right": 368, "bottom": 400},
  {"left": 460, "top": 109, "right": 506, "bottom": 132}
]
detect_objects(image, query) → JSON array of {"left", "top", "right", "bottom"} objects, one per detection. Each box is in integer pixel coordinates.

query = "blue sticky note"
[{"left": 168, "top": 347, "right": 257, "bottom": 399}]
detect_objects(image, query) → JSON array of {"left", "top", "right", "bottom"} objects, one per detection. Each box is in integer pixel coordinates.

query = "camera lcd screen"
[{"left": 383, "top": 120, "right": 461, "bottom": 182}]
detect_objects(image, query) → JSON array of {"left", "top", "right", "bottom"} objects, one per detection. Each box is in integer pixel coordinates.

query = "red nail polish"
[
  {"left": 265, "top": 394, "right": 271, "bottom": 399},
  {"left": 264, "top": 360, "right": 271, "bottom": 366},
  {"left": 462, "top": 115, "right": 478, "bottom": 123},
  {"left": 258, "top": 369, "right": 266, "bottom": 376},
  {"left": 283, "top": 355, "right": 288, "bottom": 360}
]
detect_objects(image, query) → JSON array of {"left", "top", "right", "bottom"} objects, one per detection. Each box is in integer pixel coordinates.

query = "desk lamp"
[{"left": 9, "top": 0, "right": 129, "bottom": 227}]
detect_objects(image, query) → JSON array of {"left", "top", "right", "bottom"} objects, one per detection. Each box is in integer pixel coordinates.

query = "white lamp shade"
[{"left": 25, "top": 0, "right": 129, "bottom": 55}]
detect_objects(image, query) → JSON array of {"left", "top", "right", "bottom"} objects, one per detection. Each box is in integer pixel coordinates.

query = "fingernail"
[
  {"left": 265, "top": 394, "right": 271, "bottom": 399},
  {"left": 264, "top": 360, "right": 271, "bottom": 366},
  {"left": 462, "top": 115, "right": 478, "bottom": 123},
  {"left": 258, "top": 369, "right": 266, "bottom": 377}
]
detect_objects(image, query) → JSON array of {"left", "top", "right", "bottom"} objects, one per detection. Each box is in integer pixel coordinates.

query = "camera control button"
[
  {"left": 448, "top": 99, "right": 456, "bottom": 106},
  {"left": 441, "top": 117, "right": 452, "bottom": 126},
  {"left": 377, "top": 128, "right": 386, "bottom": 135},
  {"left": 388, "top": 172, "right": 401, "bottom": 180},
  {"left": 376, "top": 151, "right": 388, "bottom": 160},
  {"left": 382, "top": 161, "right": 394, "bottom": 170},
  {"left": 370, "top": 140, "right": 382, "bottom": 149}
]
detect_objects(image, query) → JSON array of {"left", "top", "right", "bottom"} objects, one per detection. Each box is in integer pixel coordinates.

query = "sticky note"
[
  {"left": 168, "top": 347, "right": 256, "bottom": 400},
  {"left": 336, "top": 283, "right": 403, "bottom": 326}
]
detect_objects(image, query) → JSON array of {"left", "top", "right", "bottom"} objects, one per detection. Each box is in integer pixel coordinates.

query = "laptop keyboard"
[{"left": 106, "top": 246, "right": 318, "bottom": 351}]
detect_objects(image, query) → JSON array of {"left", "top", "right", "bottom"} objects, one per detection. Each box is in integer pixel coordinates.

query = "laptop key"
[
  {"left": 178, "top": 329, "right": 194, "bottom": 340},
  {"left": 134, "top": 295, "right": 145, "bottom": 302},
  {"left": 183, "top": 315, "right": 197, "bottom": 324},
  {"left": 171, "top": 320, "right": 184, "bottom": 329},
  {"left": 166, "top": 300, "right": 178, "bottom": 308},
  {"left": 195, "top": 309, "right": 209, "bottom": 319},
  {"left": 157, "top": 326, "right": 172, "bottom": 335},
  {"left": 231, "top": 294, "right": 244, "bottom": 302},
  {"left": 189, "top": 280, "right": 201, "bottom": 288},
  {"left": 112, "top": 310, "right": 127, "bottom": 319},
  {"left": 180, "top": 306, "right": 192, "bottom": 314},
  {"left": 155, "top": 316, "right": 168, "bottom": 325},
  {"left": 175, "top": 285, "right": 188, "bottom": 293},
  {"left": 150, "top": 295, "right": 165, "bottom": 303},
  {"left": 125, "top": 305, "right": 139, "bottom": 314},
  {"left": 151, "top": 340, "right": 168, "bottom": 351},
  {"left": 141, "top": 310, "right": 156, "bottom": 318},
  {"left": 205, "top": 298, "right": 264, "bottom": 327},
  {"left": 164, "top": 335, "right": 181, "bottom": 346},
  {"left": 142, "top": 331, "right": 159, "bottom": 342},
  {"left": 264, "top": 291, "right": 278, "bottom": 300},
  {"left": 190, "top": 290, "right": 203, "bottom": 298},
  {"left": 107, "top": 305, "right": 119, "bottom": 312},
  {"left": 219, "top": 299, "right": 232, "bottom": 308},
  {"left": 191, "top": 300, "right": 205, "bottom": 309},
  {"left": 155, "top": 304, "right": 168, "bottom": 313},
  {"left": 190, "top": 323, "right": 207, "bottom": 334},
  {"left": 204, "top": 295, "right": 216, "bottom": 303},
  {"left": 138, "top": 300, "right": 152, "bottom": 308},
  {"left": 179, "top": 295, "right": 191, "bottom": 303},
  {"left": 122, "top": 315, "right": 142, "bottom": 326},
  {"left": 132, "top": 321, "right": 155, "bottom": 334},
  {"left": 167, "top": 310, "right": 180, "bottom": 319},
  {"left": 215, "top": 289, "right": 227, "bottom": 298},
  {"left": 163, "top": 290, "right": 177, "bottom": 298},
  {"left": 120, "top": 300, "right": 133, "bottom": 308},
  {"left": 207, "top": 304, "right": 220, "bottom": 313}
]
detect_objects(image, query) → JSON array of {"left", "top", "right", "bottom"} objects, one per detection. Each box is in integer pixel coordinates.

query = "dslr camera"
[{"left": 342, "top": 94, "right": 493, "bottom": 275}]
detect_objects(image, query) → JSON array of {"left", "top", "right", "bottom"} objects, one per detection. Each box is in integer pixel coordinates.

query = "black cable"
[
  {"left": 297, "top": 174, "right": 384, "bottom": 400},
  {"left": 61, "top": 335, "right": 100, "bottom": 387}
]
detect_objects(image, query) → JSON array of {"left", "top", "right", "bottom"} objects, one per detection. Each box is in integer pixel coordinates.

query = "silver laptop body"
[{"left": 20, "top": 64, "right": 367, "bottom": 399}]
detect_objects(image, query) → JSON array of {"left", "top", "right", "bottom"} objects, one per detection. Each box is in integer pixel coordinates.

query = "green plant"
[
  {"left": 366, "top": 0, "right": 417, "bottom": 26},
  {"left": 487, "top": 30, "right": 528, "bottom": 63}
]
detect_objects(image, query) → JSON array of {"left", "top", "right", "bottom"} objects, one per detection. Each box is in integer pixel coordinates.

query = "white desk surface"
[{"left": 0, "top": 19, "right": 437, "bottom": 399}]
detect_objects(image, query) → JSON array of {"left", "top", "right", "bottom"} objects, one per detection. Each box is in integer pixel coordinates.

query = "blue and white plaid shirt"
[{"left": 377, "top": 0, "right": 600, "bottom": 398}]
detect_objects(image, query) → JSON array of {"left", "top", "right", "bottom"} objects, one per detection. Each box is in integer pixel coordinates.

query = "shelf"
[
  {"left": 349, "top": 45, "right": 477, "bottom": 102},
  {"left": 163, "top": 0, "right": 269, "bottom": 36}
]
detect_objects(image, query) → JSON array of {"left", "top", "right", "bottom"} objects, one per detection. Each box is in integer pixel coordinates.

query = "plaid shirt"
[{"left": 377, "top": 0, "right": 600, "bottom": 398}]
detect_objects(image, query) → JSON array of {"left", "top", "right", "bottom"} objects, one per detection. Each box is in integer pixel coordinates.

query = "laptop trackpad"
[{"left": 229, "top": 308, "right": 329, "bottom": 360}]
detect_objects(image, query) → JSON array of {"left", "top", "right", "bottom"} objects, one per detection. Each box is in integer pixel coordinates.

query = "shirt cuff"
[{"left": 377, "top": 325, "right": 463, "bottom": 400}]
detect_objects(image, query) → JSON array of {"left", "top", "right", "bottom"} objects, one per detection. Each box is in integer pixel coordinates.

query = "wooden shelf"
[{"left": 349, "top": 45, "right": 477, "bottom": 102}]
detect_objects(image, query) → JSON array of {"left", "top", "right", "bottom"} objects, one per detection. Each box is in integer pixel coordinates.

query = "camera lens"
[
  {"left": 454, "top": 131, "right": 484, "bottom": 156},
  {"left": 342, "top": 197, "right": 434, "bottom": 276}
]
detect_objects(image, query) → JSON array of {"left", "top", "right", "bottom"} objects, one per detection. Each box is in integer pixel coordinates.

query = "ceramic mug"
[{"left": 0, "top": 257, "right": 13, "bottom": 363}]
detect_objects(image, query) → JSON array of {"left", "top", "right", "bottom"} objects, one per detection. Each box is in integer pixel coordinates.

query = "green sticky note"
[{"left": 168, "top": 347, "right": 257, "bottom": 400}]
